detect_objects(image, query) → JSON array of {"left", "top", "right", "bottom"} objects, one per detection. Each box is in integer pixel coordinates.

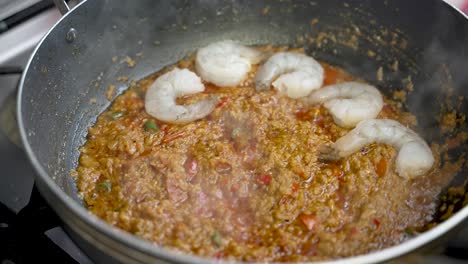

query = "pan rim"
[{"left": 16, "top": 0, "right": 468, "bottom": 263}]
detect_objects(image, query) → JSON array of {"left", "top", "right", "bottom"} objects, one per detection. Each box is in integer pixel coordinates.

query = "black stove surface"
[{"left": 0, "top": 188, "right": 77, "bottom": 263}]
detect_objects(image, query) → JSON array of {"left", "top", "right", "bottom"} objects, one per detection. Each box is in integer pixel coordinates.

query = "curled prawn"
[
  {"left": 145, "top": 68, "right": 217, "bottom": 124},
  {"left": 255, "top": 52, "right": 324, "bottom": 99},
  {"left": 303, "top": 82, "right": 383, "bottom": 127},
  {"left": 195, "top": 40, "right": 263, "bottom": 87},
  {"left": 319, "top": 119, "right": 434, "bottom": 179}
]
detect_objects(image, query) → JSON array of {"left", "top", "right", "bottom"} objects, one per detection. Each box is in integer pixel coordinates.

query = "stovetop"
[
  {"left": 0, "top": 188, "right": 83, "bottom": 263},
  {"left": 0, "top": 1, "right": 91, "bottom": 263},
  {"left": 0, "top": 1, "right": 468, "bottom": 263}
]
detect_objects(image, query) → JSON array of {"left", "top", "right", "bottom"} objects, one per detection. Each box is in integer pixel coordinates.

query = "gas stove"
[
  {"left": 0, "top": 1, "right": 467, "bottom": 263},
  {"left": 0, "top": 1, "right": 90, "bottom": 263}
]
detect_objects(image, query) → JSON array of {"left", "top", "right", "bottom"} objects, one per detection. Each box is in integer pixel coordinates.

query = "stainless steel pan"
[{"left": 18, "top": 0, "right": 468, "bottom": 263}]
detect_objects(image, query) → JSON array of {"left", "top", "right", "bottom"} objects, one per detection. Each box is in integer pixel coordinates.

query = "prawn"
[
  {"left": 303, "top": 82, "right": 383, "bottom": 127},
  {"left": 145, "top": 68, "right": 217, "bottom": 124},
  {"left": 254, "top": 52, "right": 324, "bottom": 99},
  {"left": 195, "top": 40, "right": 263, "bottom": 87},
  {"left": 318, "top": 119, "right": 434, "bottom": 179}
]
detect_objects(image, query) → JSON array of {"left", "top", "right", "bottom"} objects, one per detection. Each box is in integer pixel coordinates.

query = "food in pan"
[{"left": 76, "top": 41, "right": 446, "bottom": 262}]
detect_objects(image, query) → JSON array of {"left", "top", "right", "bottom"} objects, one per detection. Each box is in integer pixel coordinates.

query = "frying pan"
[{"left": 17, "top": 0, "right": 468, "bottom": 263}]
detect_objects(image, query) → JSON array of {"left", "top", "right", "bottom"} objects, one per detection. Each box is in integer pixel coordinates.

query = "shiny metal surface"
[
  {"left": 0, "top": 6, "right": 60, "bottom": 214},
  {"left": 0, "top": 7, "right": 60, "bottom": 64},
  {"left": 0, "top": 0, "right": 42, "bottom": 21},
  {"left": 18, "top": 0, "right": 468, "bottom": 263},
  {"left": 52, "top": 0, "right": 70, "bottom": 15}
]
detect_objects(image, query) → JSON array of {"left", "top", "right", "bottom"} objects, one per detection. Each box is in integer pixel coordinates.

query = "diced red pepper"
[
  {"left": 291, "top": 182, "right": 300, "bottom": 193},
  {"left": 299, "top": 213, "right": 317, "bottom": 231},
  {"left": 257, "top": 174, "right": 272, "bottom": 185},
  {"left": 216, "top": 97, "right": 229, "bottom": 108},
  {"left": 373, "top": 217, "right": 381, "bottom": 227}
]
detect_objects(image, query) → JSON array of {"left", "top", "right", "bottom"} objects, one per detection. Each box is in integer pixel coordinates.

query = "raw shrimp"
[
  {"left": 303, "top": 82, "right": 383, "bottom": 127},
  {"left": 195, "top": 40, "right": 263, "bottom": 87},
  {"left": 255, "top": 52, "right": 324, "bottom": 99},
  {"left": 145, "top": 68, "right": 217, "bottom": 124},
  {"left": 319, "top": 119, "right": 434, "bottom": 179}
]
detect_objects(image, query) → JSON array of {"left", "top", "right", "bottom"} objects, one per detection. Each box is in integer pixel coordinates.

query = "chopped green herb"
[
  {"left": 110, "top": 111, "right": 126, "bottom": 119},
  {"left": 403, "top": 228, "right": 415, "bottom": 239},
  {"left": 96, "top": 179, "right": 112, "bottom": 193},
  {"left": 211, "top": 231, "right": 222, "bottom": 247},
  {"left": 144, "top": 120, "right": 159, "bottom": 132}
]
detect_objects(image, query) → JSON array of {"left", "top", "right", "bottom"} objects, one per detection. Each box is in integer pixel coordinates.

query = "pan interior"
[{"left": 20, "top": 0, "right": 468, "bottom": 235}]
